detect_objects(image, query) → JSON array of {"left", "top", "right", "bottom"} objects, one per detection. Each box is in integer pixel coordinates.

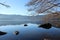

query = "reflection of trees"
[
  {"left": 0, "top": 3, "right": 10, "bottom": 8},
  {"left": 43, "top": 12, "right": 60, "bottom": 27},
  {"left": 26, "top": 0, "right": 60, "bottom": 27},
  {"left": 26, "top": 0, "right": 60, "bottom": 14}
]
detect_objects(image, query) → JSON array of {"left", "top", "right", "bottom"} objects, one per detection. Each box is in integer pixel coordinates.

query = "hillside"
[{"left": 0, "top": 14, "right": 45, "bottom": 25}]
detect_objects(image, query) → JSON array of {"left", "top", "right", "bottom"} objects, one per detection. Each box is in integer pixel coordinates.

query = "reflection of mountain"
[
  {"left": 0, "top": 14, "right": 45, "bottom": 25},
  {"left": 0, "top": 13, "right": 60, "bottom": 27}
]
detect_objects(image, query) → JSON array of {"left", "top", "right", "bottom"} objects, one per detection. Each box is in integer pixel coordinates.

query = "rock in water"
[
  {"left": 14, "top": 31, "right": 19, "bottom": 35},
  {"left": 39, "top": 23, "right": 52, "bottom": 29},
  {"left": 24, "top": 24, "right": 28, "bottom": 26},
  {"left": 0, "top": 31, "right": 7, "bottom": 35}
]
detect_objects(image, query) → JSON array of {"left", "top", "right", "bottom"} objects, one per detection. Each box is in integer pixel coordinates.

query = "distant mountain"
[
  {"left": 0, "top": 14, "right": 45, "bottom": 25},
  {"left": 0, "top": 14, "right": 60, "bottom": 28},
  {"left": 0, "top": 14, "right": 45, "bottom": 21}
]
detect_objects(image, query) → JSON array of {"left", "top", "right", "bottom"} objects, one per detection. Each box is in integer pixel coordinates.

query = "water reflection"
[{"left": 0, "top": 23, "right": 60, "bottom": 40}]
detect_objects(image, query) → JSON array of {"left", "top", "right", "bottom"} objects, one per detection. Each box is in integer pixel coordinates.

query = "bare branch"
[
  {"left": 0, "top": 3, "right": 10, "bottom": 8},
  {"left": 26, "top": 0, "right": 60, "bottom": 14}
]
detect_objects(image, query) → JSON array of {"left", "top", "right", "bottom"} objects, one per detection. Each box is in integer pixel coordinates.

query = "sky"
[
  {"left": 0, "top": 0, "right": 60, "bottom": 16},
  {"left": 0, "top": 0, "right": 30, "bottom": 16}
]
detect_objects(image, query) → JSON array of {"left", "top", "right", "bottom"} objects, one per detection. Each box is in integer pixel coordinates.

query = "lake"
[{"left": 0, "top": 23, "right": 60, "bottom": 40}]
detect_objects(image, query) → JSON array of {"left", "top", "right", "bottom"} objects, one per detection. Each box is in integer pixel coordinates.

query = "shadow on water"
[{"left": 0, "top": 23, "right": 60, "bottom": 40}]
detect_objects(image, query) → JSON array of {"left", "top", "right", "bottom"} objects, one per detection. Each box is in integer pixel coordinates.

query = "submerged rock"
[
  {"left": 14, "top": 31, "right": 19, "bottom": 35},
  {"left": 24, "top": 24, "right": 28, "bottom": 26},
  {"left": 39, "top": 23, "right": 52, "bottom": 29},
  {"left": 0, "top": 31, "right": 7, "bottom": 35}
]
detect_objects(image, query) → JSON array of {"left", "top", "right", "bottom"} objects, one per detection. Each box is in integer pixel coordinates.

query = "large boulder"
[
  {"left": 39, "top": 23, "right": 52, "bottom": 29},
  {"left": 14, "top": 31, "right": 19, "bottom": 35},
  {"left": 24, "top": 24, "right": 28, "bottom": 26},
  {"left": 0, "top": 31, "right": 7, "bottom": 35}
]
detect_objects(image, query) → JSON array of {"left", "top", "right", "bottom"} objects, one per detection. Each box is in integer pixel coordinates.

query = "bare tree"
[{"left": 26, "top": 0, "right": 60, "bottom": 14}]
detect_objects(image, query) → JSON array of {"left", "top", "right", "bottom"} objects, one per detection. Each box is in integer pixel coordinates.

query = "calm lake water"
[{"left": 0, "top": 23, "right": 60, "bottom": 40}]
